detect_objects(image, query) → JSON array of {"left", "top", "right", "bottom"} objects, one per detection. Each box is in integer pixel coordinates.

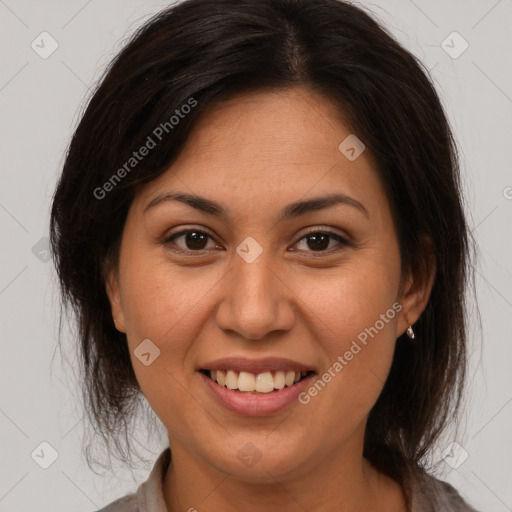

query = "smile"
[
  {"left": 197, "top": 357, "right": 317, "bottom": 416},
  {"left": 202, "top": 369, "right": 313, "bottom": 394}
]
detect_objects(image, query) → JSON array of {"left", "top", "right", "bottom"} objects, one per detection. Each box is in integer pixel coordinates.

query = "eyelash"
[{"left": 162, "top": 227, "right": 352, "bottom": 256}]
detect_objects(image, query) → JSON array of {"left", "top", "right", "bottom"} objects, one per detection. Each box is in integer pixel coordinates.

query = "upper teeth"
[{"left": 210, "top": 370, "right": 307, "bottom": 393}]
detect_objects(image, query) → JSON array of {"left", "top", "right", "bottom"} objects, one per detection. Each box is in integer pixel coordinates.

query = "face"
[{"left": 106, "top": 86, "right": 430, "bottom": 483}]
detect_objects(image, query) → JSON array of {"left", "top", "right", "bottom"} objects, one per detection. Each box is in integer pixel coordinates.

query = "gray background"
[{"left": 0, "top": 0, "right": 511, "bottom": 510}]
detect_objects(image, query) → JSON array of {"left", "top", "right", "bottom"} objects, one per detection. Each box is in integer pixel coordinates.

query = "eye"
[
  {"left": 292, "top": 230, "right": 351, "bottom": 253},
  {"left": 162, "top": 228, "right": 352, "bottom": 256},
  {"left": 163, "top": 229, "right": 219, "bottom": 254}
]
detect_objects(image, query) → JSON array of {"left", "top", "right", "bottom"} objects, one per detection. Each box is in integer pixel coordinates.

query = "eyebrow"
[{"left": 143, "top": 192, "right": 369, "bottom": 220}]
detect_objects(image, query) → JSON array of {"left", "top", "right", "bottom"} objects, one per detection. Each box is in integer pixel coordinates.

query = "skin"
[{"left": 106, "top": 86, "right": 435, "bottom": 512}]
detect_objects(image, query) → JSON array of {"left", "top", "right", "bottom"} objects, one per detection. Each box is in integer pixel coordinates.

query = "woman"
[{"left": 49, "top": 0, "right": 479, "bottom": 510}]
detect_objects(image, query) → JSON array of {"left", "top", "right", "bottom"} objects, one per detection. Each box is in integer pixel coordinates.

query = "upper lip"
[{"left": 199, "top": 357, "right": 315, "bottom": 374}]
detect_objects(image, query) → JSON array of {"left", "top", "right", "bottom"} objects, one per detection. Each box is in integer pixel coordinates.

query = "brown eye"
[
  {"left": 163, "top": 228, "right": 351, "bottom": 256},
  {"left": 294, "top": 231, "right": 350, "bottom": 253},
  {"left": 164, "top": 230, "right": 217, "bottom": 253}
]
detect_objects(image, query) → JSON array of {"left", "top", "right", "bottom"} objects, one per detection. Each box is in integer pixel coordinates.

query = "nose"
[{"left": 215, "top": 249, "right": 295, "bottom": 341}]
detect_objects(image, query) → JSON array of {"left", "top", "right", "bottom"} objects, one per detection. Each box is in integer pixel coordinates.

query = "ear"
[
  {"left": 105, "top": 267, "right": 126, "bottom": 333},
  {"left": 396, "top": 235, "right": 436, "bottom": 338}
]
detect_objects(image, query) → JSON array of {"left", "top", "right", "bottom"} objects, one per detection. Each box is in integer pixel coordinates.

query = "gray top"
[{"left": 94, "top": 448, "right": 479, "bottom": 512}]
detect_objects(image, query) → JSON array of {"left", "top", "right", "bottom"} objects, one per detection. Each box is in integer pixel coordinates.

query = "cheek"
[
  {"left": 118, "top": 262, "right": 210, "bottom": 424},
  {"left": 296, "top": 252, "right": 400, "bottom": 343},
  {"left": 121, "top": 258, "right": 220, "bottom": 345},
  {"left": 294, "top": 249, "right": 401, "bottom": 416}
]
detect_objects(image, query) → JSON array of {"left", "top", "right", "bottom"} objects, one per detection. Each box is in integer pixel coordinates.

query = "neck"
[{"left": 162, "top": 429, "right": 406, "bottom": 512}]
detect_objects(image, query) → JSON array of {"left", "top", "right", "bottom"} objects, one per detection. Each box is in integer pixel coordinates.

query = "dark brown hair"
[{"left": 49, "top": 0, "right": 475, "bottom": 502}]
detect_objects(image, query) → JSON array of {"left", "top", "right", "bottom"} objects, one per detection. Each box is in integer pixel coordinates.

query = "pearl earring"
[{"left": 406, "top": 325, "right": 415, "bottom": 339}]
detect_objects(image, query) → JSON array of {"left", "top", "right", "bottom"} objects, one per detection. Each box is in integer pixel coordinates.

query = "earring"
[{"left": 406, "top": 325, "right": 415, "bottom": 339}]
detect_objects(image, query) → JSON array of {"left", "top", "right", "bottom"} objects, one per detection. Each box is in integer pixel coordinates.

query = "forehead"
[
  {"left": 175, "top": 86, "right": 356, "bottom": 172},
  {"left": 134, "top": 86, "right": 387, "bottom": 218}
]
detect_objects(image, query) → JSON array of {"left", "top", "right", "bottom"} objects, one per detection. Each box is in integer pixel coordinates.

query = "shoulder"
[
  {"left": 92, "top": 492, "right": 138, "bottom": 512},
  {"left": 90, "top": 447, "right": 171, "bottom": 512},
  {"left": 411, "top": 471, "right": 480, "bottom": 512}
]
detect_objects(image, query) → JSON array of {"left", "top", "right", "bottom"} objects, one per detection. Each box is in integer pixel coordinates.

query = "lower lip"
[{"left": 198, "top": 371, "right": 315, "bottom": 416}]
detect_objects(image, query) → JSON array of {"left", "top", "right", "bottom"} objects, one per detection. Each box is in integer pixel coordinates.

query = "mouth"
[
  {"left": 197, "top": 357, "right": 317, "bottom": 415},
  {"left": 199, "top": 368, "right": 315, "bottom": 394}
]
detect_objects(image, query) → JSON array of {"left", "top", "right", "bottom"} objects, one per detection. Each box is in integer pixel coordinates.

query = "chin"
[{"left": 203, "top": 436, "right": 313, "bottom": 483}]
